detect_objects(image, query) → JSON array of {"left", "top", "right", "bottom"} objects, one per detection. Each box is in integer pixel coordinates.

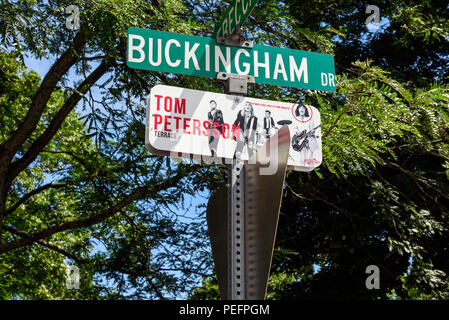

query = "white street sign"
[{"left": 146, "top": 85, "right": 322, "bottom": 172}]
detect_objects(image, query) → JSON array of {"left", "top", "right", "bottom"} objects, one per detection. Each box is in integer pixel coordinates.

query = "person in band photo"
[
  {"left": 207, "top": 100, "right": 224, "bottom": 157},
  {"left": 233, "top": 101, "right": 258, "bottom": 160},
  {"left": 295, "top": 103, "right": 310, "bottom": 121},
  {"left": 292, "top": 104, "right": 320, "bottom": 164},
  {"left": 263, "top": 110, "right": 276, "bottom": 139}
]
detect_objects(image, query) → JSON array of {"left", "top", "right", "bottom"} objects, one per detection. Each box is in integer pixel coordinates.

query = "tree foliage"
[
  {"left": 0, "top": 0, "right": 448, "bottom": 300},
  {"left": 0, "top": 0, "right": 218, "bottom": 299},
  {"left": 186, "top": 0, "right": 449, "bottom": 300}
]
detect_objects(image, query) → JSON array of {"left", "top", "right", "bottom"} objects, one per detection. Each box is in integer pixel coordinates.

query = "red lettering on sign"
[
  {"left": 164, "top": 96, "right": 172, "bottom": 112},
  {"left": 155, "top": 95, "right": 163, "bottom": 111},
  {"left": 183, "top": 118, "right": 191, "bottom": 134},
  {"left": 164, "top": 115, "right": 172, "bottom": 132},
  {"left": 154, "top": 114, "right": 163, "bottom": 130},
  {"left": 152, "top": 95, "right": 244, "bottom": 141},
  {"left": 222, "top": 123, "right": 230, "bottom": 139},
  {"left": 304, "top": 158, "right": 320, "bottom": 165},
  {"left": 192, "top": 119, "right": 201, "bottom": 135},
  {"left": 212, "top": 122, "right": 220, "bottom": 138},
  {"left": 175, "top": 98, "right": 186, "bottom": 114},
  {"left": 232, "top": 124, "right": 241, "bottom": 140},
  {"left": 203, "top": 121, "right": 211, "bottom": 136},
  {"left": 173, "top": 116, "right": 182, "bottom": 131}
]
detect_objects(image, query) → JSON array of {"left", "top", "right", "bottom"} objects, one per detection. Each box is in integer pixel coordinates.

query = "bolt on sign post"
[
  {"left": 213, "top": 0, "right": 260, "bottom": 38},
  {"left": 127, "top": 27, "right": 336, "bottom": 92}
]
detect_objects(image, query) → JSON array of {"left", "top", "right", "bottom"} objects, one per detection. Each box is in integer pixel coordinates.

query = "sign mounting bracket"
[
  {"left": 216, "top": 24, "right": 254, "bottom": 48},
  {"left": 217, "top": 73, "right": 255, "bottom": 95},
  {"left": 216, "top": 26, "right": 255, "bottom": 96}
]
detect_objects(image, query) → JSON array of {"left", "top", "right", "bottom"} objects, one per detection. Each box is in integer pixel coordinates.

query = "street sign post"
[
  {"left": 145, "top": 84, "right": 322, "bottom": 172},
  {"left": 127, "top": 27, "right": 336, "bottom": 91},
  {"left": 213, "top": 0, "right": 259, "bottom": 38},
  {"left": 207, "top": 125, "right": 290, "bottom": 300}
]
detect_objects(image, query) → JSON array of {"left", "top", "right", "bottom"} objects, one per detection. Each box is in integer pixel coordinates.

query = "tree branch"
[
  {"left": 3, "top": 225, "right": 89, "bottom": 264},
  {"left": 384, "top": 160, "right": 449, "bottom": 201},
  {"left": 0, "top": 171, "right": 186, "bottom": 254},
  {"left": 5, "top": 183, "right": 66, "bottom": 216},
  {"left": 393, "top": 139, "right": 445, "bottom": 151},
  {"left": 0, "top": 26, "right": 89, "bottom": 163},
  {"left": 80, "top": 55, "right": 106, "bottom": 61},
  {"left": 322, "top": 104, "right": 351, "bottom": 139},
  {"left": 307, "top": 184, "right": 397, "bottom": 280},
  {"left": 7, "top": 58, "right": 114, "bottom": 185},
  {"left": 41, "top": 150, "right": 92, "bottom": 173},
  {"left": 414, "top": 149, "right": 449, "bottom": 162},
  {"left": 323, "top": 86, "right": 363, "bottom": 140}
]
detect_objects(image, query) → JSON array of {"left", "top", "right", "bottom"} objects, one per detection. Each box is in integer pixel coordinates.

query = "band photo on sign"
[{"left": 146, "top": 85, "right": 322, "bottom": 172}]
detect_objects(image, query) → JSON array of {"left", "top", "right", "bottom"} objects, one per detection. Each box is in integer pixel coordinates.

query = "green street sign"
[
  {"left": 213, "top": 0, "right": 259, "bottom": 38},
  {"left": 127, "top": 27, "right": 336, "bottom": 92}
]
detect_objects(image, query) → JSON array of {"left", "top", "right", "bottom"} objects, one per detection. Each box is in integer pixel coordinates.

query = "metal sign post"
[
  {"left": 217, "top": 33, "right": 252, "bottom": 299},
  {"left": 206, "top": 29, "right": 291, "bottom": 300},
  {"left": 207, "top": 125, "right": 291, "bottom": 300},
  {"left": 228, "top": 159, "right": 245, "bottom": 299}
]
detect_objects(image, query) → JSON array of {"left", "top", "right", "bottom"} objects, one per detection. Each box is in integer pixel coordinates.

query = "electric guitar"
[{"left": 292, "top": 125, "right": 321, "bottom": 152}]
